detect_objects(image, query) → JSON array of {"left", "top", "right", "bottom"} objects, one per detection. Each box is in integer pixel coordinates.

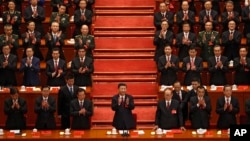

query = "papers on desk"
[
  {"left": 132, "top": 130, "right": 145, "bottom": 135},
  {"left": 160, "top": 85, "right": 173, "bottom": 91},
  {"left": 67, "top": 39, "right": 75, "bottom": 44},
  {"left": 10, "top": 129, "right": 21, "bottom": 134}
]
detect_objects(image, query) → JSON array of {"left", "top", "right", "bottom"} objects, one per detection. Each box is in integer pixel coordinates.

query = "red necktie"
[
  {"left": 54, "top": 60, "right": 58, "bottom": 71},
  {"left": 166, "top": 101, "right": 170, "bottom": 109},
  {"left": 5, "top": 55, "right": 8, "bottom": 61}
]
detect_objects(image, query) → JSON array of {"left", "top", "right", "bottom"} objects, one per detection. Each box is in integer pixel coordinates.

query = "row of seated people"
[
  {"left": 3, "top": 79, "right": 250, "bottom": 131},
  {"left": 0, "top": 0, "right": 94, "bottom": 38},
  {"left": 0, "top": 42, "right": 94, "bottom": 87}
]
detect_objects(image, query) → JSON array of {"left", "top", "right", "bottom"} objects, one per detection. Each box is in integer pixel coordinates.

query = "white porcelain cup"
[
  {"left": 0, "top": 129, "right": 3, "bottom": 133},
  {"left": 232, "top": 84, "right": 237, "bottom": 90},
  {"left": 65, "top": 128, "right": 70, "bottom": 134},
  {"left": 21, "top": 85, "right": 25, "bottom": 90},
  {"left": 211, "top": 85, "right": 216, "bottom": 90},
  {"left": 111, "top": 128, "right": 116, "bottom": 133},
  {"left": 32, "top": 128, "right": 37, "bottom": 132}
]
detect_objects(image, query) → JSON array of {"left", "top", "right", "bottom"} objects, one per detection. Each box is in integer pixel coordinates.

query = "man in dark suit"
[
  {"left": 70, "top": 88, "right": 93, "bottom": 129},
  {"left": 74, "top": 0, "right": 95, "bottom": 11},
  {"left": 44, "top": 21, "right": 66, "bottom": 61},
  {"left": 154, "top": 88, "right": 186, "bottom": 130},
  {"left": 190, "top": 86, "right": 212, "bottom": 129},
  {"left": 58, "top": 73, "right": 78, "bottom": 129},
  {"left": 71, "top": 47, "right": 94, "bottom": 86},
  {"left": 2, "top": 1, "right": 22, "bottom": 36},
  {"left": 176, "top": 1, "right": 195, "bottom": 33},
  {"left": 157, "top": 45, "right": 179, "bottom": 85},
  {"left": 0, "top": 24, "right": 19, "bottom": 57},
  {"left": 221, "top": 1, "right": 240, "bottom": 32},
  {"left": 46, "top": 48, "right": 66, "bottom": 86},
  {"left": 216, "top": 85, "right": 239, "bottom": 129},
  {"left": 73, "top": 0, "right": 92, "bottom": 37},
  {"left": 4, "top": 87, "right": 27, "bottom": 129},
  {"left": 0, "top": 44, "right": 17, "bottom": 86},
  {"left": 233, "top": 47, "right": 250, "bottom": 85},
  {"left": 23, "top": 0, "right": 45, "bottom": 36},
  {"left": 154, "top": 2, "right": 174, "bottom": 31},
  {"left": 172, "top": 81, "right": 189, "bottom": 124},
  {"left": 222, "top": 20, "right": 242, "bottom": 61},
  {"left": 186, "top": 78, "right": 209, "bottom": 102},
  {"left": 201, "top": 0, "right": 220, "bottom": 15},
  {"left": 20, "top": 47, "right": 40, "bottom": 86},
  {"left": 176, "top": 22, "right": 196, "bottom": 61},
  {"left": 208, "top": 45, "right": 229, "bottom": 85},
  {"left": 245, "top": 98, "right": 250, "bottom": 124},
  {"left": 199, "top": 0, "right": 218, "bottom": 30},
  {"left": 242, "top": 1, "right": 250, "bottom": 36},
  {"left": 182, "top": 47, "right": 203, "bottom": 86},
  {"left": 21, "top": 21, "right": 43, "bottom": 61},
  {"left": 34, "top": 86, "right": 56, "bottom": 129},
  {"left": 111, "top": 83, "right": 136, "bottom": 130},
  {"left": 74, "top": 24, "right": 95, "bottom": 59},
  {"left": 197, "top": 21, "right": 220, "bottom": 61},
  {"left": 153, "top": 21, "right": 174, "bottom": 62}
]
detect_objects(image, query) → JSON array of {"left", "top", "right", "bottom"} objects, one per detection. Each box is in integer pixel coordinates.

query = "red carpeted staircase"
[{"left": 91, "top": 0, "right": 158, "bottom": 129}]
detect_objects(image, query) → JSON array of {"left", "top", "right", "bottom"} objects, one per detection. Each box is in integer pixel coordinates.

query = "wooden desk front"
[
  {"left": 0, "top": 87, "right": 92, "bottom": 128},
  {"left": 0, "top": 129, "right": 229, "bottom": 141}
]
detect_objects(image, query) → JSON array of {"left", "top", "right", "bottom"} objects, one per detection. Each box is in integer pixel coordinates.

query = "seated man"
[
  {"left": 154, "top": 88, "right": 185, "bottom": 130},
  {"left": 70, "top": 88, "right": 93, "bottom": 129},
  {"left": 34, "top": 86, "right": 56, "bottom": 129},
  {"left": 4, "top": 87, "right": 27, "bottom": 130}
]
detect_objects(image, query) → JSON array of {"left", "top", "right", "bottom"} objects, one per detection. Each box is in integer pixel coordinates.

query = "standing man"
[
  {"left": 34, "top": 86, "right": 56, "bottom": 129},
  {"left": 58, "top": 73, "right": 78, "bottom": 129},
  {"left": 70, "top": 88, "right": 93, "bottom": 129},
  {"left": 208, "top": 45, "right": 228, "bottom": 85},
  {"left": 182, "top": 47, "right": 203, "bottom": 86},
  {"left": 111, "top": 83, "right": 136, "bottom": 130},
  {"left": 154, "top": 88, "right": 186, "bottom": 130},
  {"left": 157, "top": 45, "right": 179, "bottom": 86},
  {"left": 216, "top": 85, "right": 239, "bottom": 129},
  {"left": 4, "top": 87, "right": 27, "bottom": 129},
  {"left": 71, "top": 47, "right": 94, "bottom": 86},
  {"left": 197, "top": 21, "right": 220, "bottom": 61},
  {"left": 233, "top": 47, "right": 250, "bottom": 85},
  {"left": 222, "top": 20, "right": 242, "bottom": 61},
  {"left": 74, "top": 24, "right": 95, "bottom": 59},
  {"left": 153, "top": 21, "right": 173, "bottom": 62},
  {"left": 0, "top": 44, "right": 17, "bottom": 86},
  {"left": 45, "top": 48, "right": 67, "bottom": 86},
  {"left": 19, "top": 47, "right": 40, "bottom": 86},
  {"left": 190, "top": 86, "right": 212, "bottom": 129}
]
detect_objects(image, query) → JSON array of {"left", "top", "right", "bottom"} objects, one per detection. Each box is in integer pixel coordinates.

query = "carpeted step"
[
  {"left": 95, "top": 7, "right": 154, "bottom": 16},
  {"left": 94, "top": 30, "right": 155, "bottom": 37},
  {"left": 93, "top": 75, "right": 157, "bottom": 82},
  {"left": 91, "top": 82, "right": 158, "bottom": 96},
  {"left": 95, "top": 37, "right": 155, "bottom": 49},
  {"left": 94, "top": 52, "right": 154, "bottom": 59},
  {"left": 95, "top": 0, "right": 155, "bottom": 7},
  {"left": 94, "top": 16, "right": 154, "bottom": 28}
]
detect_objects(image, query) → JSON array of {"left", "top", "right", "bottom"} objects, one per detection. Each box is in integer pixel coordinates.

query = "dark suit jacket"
[
  {"left": 221, "top": 11, "right": 240, "bottom": 32},
  {"left": 0, "top": 54, "right": 17, "bottom": 86},
  {"left": 155, "top": 99, "right": 183, "bottom": 129},
  {"left": 71, "top": 56, "right": 94, "bottom": 86},
  {"left": 216, "top": 96, "right": 239, "bottom": 129},
  {"left": 4, "top": 97, "right": 27, "bottom": 129},
  {"left": 233, "top": 57, "right": 250, "bottom": 85},
  {"left": 44, "top": 32, "right": 65, "bottom": 61},
  {"left": 245, "top": 98, "right": 250, "bottom": 124},
  {"left": 186, "top": 89, "right": 209, "bottom": 102},
  {"left": 208, "top": 56, "right": 228, "bottom": 85},
  {"left": 45, "top": 58, "right": 66, "bottom": 86},
  {"left": 190, "top": 96, "right": 212, "bottom": 129},
  {"left": 172, "top": 90, "right": 189, "bottom": 122},
  {"left": 111, "top": 94, "right": 135, "bottom": 130},
  {"left": 199, "top": 9, "right": 218, "bottom": 29},
  {"left": 176, "top": 10, "right": 195, "bottom": 32},
  {"left": 176, "top": 32, "right": 196, "bottom": 61},
  {"left": 73, "top": 8, "right": 92, "bottom": 36},
  {"left": 182, "top": 56, "right": 203, "bottom": 85},
  {"left": 154, "top": 11, "right": 174, "bottom": 31},
  {"left": 58, "top": 85, "right": 78, "bottom": 117},
  {"left": 34, "top": 95, "right": 56, "bottom": 129},
  {"left": 157, "top": 54, "right": 179, "bottom": 85},
  {"left": 21, "top": 31, "right": 43, "bottom": 61},
  {"left": 23, "top": 5, "right": 45, "bottom": 35},
  {"left": 201, "top": 0, "right": 220, "bottom": 15},
  {"left": 153, "top": 30, "right": 174, "bottom": 61},
  {"left": 222, "top": 30, "right": 242, "bottom": 61},
  {"left": 70, "top": 99, "right": 93, "bottom": 129},
  {"left": 241, "top": 6, "right": 250, "bottom": 35},
  {"left": 20, "top": 57, "right": 40, "bottom": 86}
]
